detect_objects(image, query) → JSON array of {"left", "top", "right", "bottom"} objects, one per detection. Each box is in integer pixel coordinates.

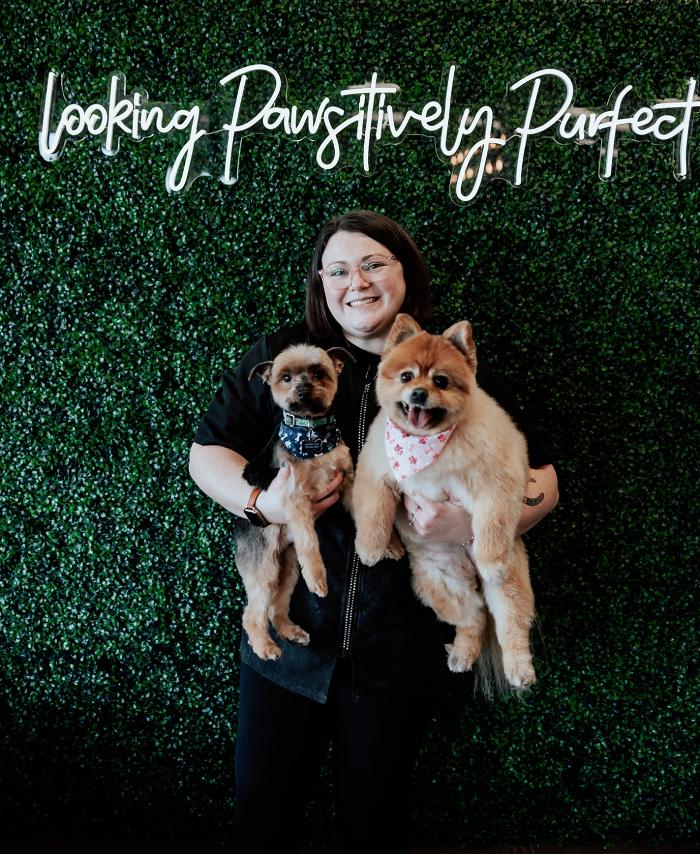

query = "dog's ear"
[
  {"left": 326, "top": 347, "right": 355, "bottom": 375},
  {"left": 248, "top": 361, "right": 274, "bottom": 383},
  {"left": 384, "top": 314, "right": 422, "bottom": 352},
  {"left": 442, "top": 321, "right": 477, "bottom": 371}
]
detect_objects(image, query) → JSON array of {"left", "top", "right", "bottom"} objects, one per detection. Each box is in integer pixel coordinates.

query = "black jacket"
[{"left": 193, "top": 322, "right": 551, "bottom": 704}]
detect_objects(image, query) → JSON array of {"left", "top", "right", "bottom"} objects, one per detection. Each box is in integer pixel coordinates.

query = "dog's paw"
[
  {"left": 503, "top": 653, "right": 536, "bottom": 690},
  {"left": 302, "top": 567, "right": 328, "bottom": 598},
  {"left": 445, "top": 643, "right": 477, "bottom": 674},
  {"left": 251, "top": 639, "right": 283, "bottom": 661},
  {"left": 277, "top": 623, "right": 310, "bottom": 645},
  {"left": 385, "top": 531, "right": 405, "bottom": 560},
  {"left": 355, "top": 538, "right": 387, "bottom": 567}
]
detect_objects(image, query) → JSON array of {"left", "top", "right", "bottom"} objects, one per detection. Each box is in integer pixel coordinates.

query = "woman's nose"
[{"left": 348, "top": 267, "right": 371, "bottom": 288}]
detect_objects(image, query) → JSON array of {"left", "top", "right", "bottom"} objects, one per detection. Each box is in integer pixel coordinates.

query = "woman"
[{"left": 189, "top": 210, "right": 558, "bottom": 853}]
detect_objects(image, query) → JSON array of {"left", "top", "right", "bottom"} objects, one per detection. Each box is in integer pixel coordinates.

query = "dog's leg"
[
  {"left": 239, "top": 530, "right": 284, "bottom": 661},
  {"left": 409, "top": 546, "right": 486, "bottom": 673},
  {"left": 270, "top": 545, "right": 310, "bottom": 645},
  {"left": 284, "top": 498, "right": 328, "bottom": 598},
  {"left": 344, "top": 465, "right": 404, "bottom": 562},
  {"left": 470, "top": 502, "right": 517, "bottom": 587},
  {"left": 353, "top": 474, "right": 401, "bottom": 566},
  {"left": 481, "top": 541, "right": 536, "bottom": 689}
]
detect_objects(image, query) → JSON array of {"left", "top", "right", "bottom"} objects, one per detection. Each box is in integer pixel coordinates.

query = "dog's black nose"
[
  {"left": 297, "top": 385, "right": 311, "bottom": 401},
  {"left": 410, "top": 388, "right": 428, "bottom": 405}
]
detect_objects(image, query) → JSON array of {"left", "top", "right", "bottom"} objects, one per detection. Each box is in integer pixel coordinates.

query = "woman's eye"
[
  {"left": 400, "top": 372, "right": 413, "bottom": 383},
  {"left": 362, "top": 261, "right": 384, "bottom": 272},
  {"left": 329, "top": 267, "right": 347, "bottom": 278},
  {"left": 433, "top": 375, "right": 448, "bottom": 389}
]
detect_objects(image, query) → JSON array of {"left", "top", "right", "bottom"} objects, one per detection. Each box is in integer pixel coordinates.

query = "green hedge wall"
[{"left": 2, "top": 0, "right": 698, "bottom": 848}]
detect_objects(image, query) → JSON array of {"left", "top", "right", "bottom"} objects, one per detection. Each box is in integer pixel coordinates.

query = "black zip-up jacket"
[{"left": 193, "top": 322, "right": 551, "bottom": 704}]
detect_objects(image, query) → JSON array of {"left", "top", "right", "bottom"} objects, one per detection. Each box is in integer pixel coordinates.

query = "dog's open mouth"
[{"left": 398, "top": 402, "right": 446, "bottom": 430}]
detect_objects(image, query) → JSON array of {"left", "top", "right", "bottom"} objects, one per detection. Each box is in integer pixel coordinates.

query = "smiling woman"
[
  {"left": 305, "top": 209, "right": 432, "bottom": 349},
  {"left": 188, "top": 209, "right": 558, "bottom": 853},
  {"left": 319, "top": 232, "right": 407, "bottom": 351}
]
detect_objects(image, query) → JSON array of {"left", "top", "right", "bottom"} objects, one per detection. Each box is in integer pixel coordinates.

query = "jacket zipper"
[{"left": 340, "top": 363, "right": 373, "bottom": 656}]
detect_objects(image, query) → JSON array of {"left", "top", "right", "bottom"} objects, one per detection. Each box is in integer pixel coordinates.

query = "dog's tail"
[{"left": 474, "top": 612, "right": 510, "bottom": 700}]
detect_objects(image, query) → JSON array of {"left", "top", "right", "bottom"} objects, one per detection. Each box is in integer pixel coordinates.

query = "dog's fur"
[
  {"left": 353, "top": 314, "right": 536, "bottom": 691},
  {"left": 235, "top": 344, "right": 354, "bottom": 661}
]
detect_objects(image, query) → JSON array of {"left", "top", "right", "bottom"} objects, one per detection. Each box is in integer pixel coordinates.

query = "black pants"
[{"left": 234, "top": 659, "right": 436, "bottom": 853}]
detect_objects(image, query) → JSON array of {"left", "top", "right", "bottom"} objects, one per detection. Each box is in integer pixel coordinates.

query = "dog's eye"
[
  {"left": 400, "top": 371, "right": 413, "bottom": 383},
  {"left": 313, "top": 370, "right": 326, "bottom": 380},
  {"left": 281, "top": 374, "right": 292, "bottom": 383},
  {"left": 433, "top": 375, "right": 448, "bottom": 389}
]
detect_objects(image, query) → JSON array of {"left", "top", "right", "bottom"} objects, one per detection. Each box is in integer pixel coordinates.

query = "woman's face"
[{"left": 320, "top": 230, "right": 406, "bottom": 350}]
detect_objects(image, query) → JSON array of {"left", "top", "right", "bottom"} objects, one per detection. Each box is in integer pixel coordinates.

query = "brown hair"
[{"left": 305, "top": 210, "right": 432, "bottom": 337}]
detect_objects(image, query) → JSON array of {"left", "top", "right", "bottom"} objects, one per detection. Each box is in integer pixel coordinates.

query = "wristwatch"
[{"left": 243, "top": 486, "right": 270, "bottom": 527}]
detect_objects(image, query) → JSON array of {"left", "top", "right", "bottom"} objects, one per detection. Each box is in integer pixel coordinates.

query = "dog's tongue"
[{"left": 408, "top": 406, "right": 430, "bottom": 429}]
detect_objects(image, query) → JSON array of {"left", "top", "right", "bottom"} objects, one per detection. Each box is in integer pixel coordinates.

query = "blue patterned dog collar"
[{"left": 279, "top": 412, "right": 342, "bottom": 459}]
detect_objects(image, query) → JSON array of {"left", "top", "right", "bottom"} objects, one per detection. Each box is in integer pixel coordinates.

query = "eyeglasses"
[{"left": 319, "top": 254, "right": 399, "bottom": 289}]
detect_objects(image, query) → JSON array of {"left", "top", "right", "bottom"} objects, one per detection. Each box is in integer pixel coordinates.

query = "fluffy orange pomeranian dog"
[{"left": 353, "top": 314, "right": 536, "bottom": 691}]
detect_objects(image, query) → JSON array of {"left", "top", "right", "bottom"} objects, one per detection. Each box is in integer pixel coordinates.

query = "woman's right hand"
[{"left": 255, "top": 466, "right": 345, "bottom": 525}]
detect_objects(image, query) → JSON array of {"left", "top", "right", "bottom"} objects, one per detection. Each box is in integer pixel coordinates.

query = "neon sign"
[{"left": 38, "top": 65, "right": 698, "bottom": 201}]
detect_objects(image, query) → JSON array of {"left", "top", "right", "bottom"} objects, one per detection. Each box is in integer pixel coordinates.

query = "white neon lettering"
[
  {"left": 37, "top": 66, "right": 698, "bottom": 200},
  {"left": 438, "top": 64, "right": 457, "bottom": 156},
  {"left": 630, "top": 107, "right": 655, "bottom": 135},
  {"left": 166, "top": 106, "right": 208, "bottom": 193},
  {"left": 220, "top": 65, "right": 283, "bottom": 184},
  {"left": 454, "top": 108, "right": 503, "bottom": 202},
  {"left": 558, "top": 111, "right": 589, "bottom": 141},
  {"left": 39, "top": 71, "right": 61, "bottom": 160},
  {"left": 653, "top": 78, "right": 698, "bottom": 176},
  {"left": 339, "top": 75, "right": 399, "bottom": 171},
  {"left": 64, "top": 105, "right": 85, "bottom": 137},
  {"left": 316, "top": 109, "right": 362, "bottom": 170},
  {"left": 511, "top": 69, "right": 575, "bottom": 185}
]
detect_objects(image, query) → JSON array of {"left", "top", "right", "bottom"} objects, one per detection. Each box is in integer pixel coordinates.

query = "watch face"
[{"left": 244, "top": 506, "right": 267, "bottom": 527}]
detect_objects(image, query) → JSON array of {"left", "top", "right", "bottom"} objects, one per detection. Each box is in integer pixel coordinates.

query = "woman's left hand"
[
  {"left": 403, "top": 491, "right": 473, "bottom": 544},
  {"left": 404, "top": 464, "right": 559, "bottom": 543}
]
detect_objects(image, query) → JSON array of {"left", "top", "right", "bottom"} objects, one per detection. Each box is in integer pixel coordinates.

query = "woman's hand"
[
  {"left": 403, "top": 464, "right": 559, "bottom": 543},
  {"left": 402, "top": 490, "right": 473, "bottom": 544},
  {"left": 256, "top": 466, "right": 345, "bottom": 525}
]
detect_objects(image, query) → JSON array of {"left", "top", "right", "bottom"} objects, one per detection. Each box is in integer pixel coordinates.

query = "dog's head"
[
  {"left": 250, "top": 344, "right": 351, "bottom": 416},
  {"left": 377, "top": 313, "right": 477, "bottom": 435}
]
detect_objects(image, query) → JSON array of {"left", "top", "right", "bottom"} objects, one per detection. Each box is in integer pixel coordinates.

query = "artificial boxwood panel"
[{"left": 1, "top": 0, "right": 698, "bottom": 849}]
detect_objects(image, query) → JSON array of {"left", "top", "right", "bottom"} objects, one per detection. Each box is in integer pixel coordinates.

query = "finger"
[
  {"left": 313, "top": 471, "right": 345, "bottom": 503},
  {"left": 326, "top": 470, "right": 345, "bottom": 491},
  {"left": 412, "top": 516, "right": 427, "bottom": 537},
  {"left": 404, "top": 493, "right": 423, "bottom": 514},
  {"left": 421, "top": 508, "right": 438, "bottom": 526}
]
